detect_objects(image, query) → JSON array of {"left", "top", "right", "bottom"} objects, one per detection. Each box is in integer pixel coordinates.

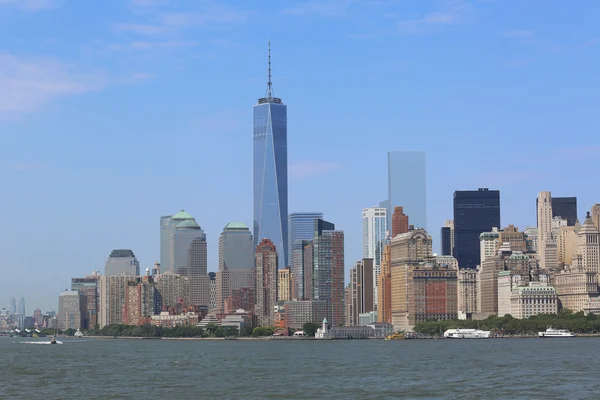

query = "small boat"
[
  {"left": 385, "top": 333, "right": 405, "bottom": 340},
  {"left": 50, "top": 336, "right": 57, "bottom": 344},
  {"left": 444, "top": 329, "right": 491, "bottom": 339},
  {"left": 538, "top": 327, "right": 576, "bottom": 338}
]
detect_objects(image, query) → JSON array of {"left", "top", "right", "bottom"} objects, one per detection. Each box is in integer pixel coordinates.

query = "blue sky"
[{"left": 1, "top": 0, "right": 600, "bottom": 313}]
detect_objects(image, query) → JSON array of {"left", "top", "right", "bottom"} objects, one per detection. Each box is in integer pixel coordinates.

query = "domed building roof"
[
  {"left": 171, "top": 210, "right": 194, "bottom": 221},
  {"left": 176, "top": 219, "right": 200, "bottom": 229},
  {"left": 225, "top": 221, "right": 248, "bottom": 229}
]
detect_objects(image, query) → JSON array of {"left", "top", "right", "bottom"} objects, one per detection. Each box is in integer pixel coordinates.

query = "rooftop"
[
  {"left": 171, "top": 210, "right": 194, "bottom": 221},
  {"left": 177, "top": 219, "right": 201, "bottom": 229},
  {"left": 225, "top": 221, "right": 248, "bottom": 230},
  {"left": 109, "top": 249, "right": 135, "bottom": 258}
]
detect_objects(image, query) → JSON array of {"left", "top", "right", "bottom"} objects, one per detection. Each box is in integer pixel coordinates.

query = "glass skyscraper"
[
  {"left": 387, "top": 151, "right": 427, "bottom": 231},
  {"left": 253, "top": 43, "right": 288, "bottom": 269},
  {"left": 289, "top": 212, "right": 323, "bottom": 255},
  {"left": 289, "top": 212, "right": 323, "bottom": 300}
]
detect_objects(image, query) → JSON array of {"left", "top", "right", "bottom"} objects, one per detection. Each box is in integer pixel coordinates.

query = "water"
[{"left": 2, "top": 336, "right": 600, "bottom": 399}]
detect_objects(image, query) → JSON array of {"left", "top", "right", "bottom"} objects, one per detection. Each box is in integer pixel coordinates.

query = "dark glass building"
[
  {"left": 551, "top": 197, "right": 577, "bottom": 226},
  {"left": 441, "top": 226, "right": 452, "bottom": 256},
  {"left": 453, "top": 188, "right": 501, "bottom": 269}
]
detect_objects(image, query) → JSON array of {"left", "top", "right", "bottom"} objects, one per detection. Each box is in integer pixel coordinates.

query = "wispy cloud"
[
  {"left": 0, "top": 53, "right": 152, "bottom": 119},
  {"left": 8, "top": 162, "right": 48, "bottom": 171},
  {"left": 289, "top": 161, "right": 341, "bottom": 178},
  {"left": 583, "top": 37, "right": 600, "bottom": 49},
  {"left": 502, "top": 29, "right": 532, "bottom": 38},
  {"left": 0, "top": 0, "right": 60, "bottom": 11},
  {"left": 114, "top": 3, "right": 249, "bottom": 36},
  {"left": 396, "top": 0, "right": 476, "bottom": 35}
]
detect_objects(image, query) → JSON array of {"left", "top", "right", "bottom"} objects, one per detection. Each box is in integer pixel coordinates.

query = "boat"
[
  {"left": 538, "top": 327, "right": 576, "bottom": 338},
  {"left": 385, "top": 333, "right": 405, "bottom": 340},
  {"left": 74, "top": 328, "right": 84, "bottom": 338},
  {"left": 444, "top": 329, "right": 491, "bottom": 339},
  {"left": 50, "top": 336, "right": 57, "bottom": 344}
]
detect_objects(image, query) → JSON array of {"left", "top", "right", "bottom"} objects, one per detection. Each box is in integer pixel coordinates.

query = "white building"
[
  {"left": 578, "top": 212, "right": 600, "bottom": 277},
  {"left": 510, "top": 282, "right": 558, "bottom": 319},
  {"left": 362, "top": 207, "right": 388, "bottom": 311},
  {"left": 480, "top": 228, "right": 500, "bottom": 264},
  {"left": 537, "top": 192, "right": 553, "bottom": 269},
  {"left": 316, "top": 317, "right": 374, "bottom": 339},
  {"left": 457, "top": 268, "right": 478, "bottom": 318},
  {"left": 58, "top": 291, "right": 84, "bottom": 331},
  {"left": 497, "top": 271, "right": 522, "bottom": 317}
]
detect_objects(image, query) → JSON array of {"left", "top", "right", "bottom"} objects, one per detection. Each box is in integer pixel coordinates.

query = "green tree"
[{"left": 302, "top": 322, "right": 320, "bottom": 337}]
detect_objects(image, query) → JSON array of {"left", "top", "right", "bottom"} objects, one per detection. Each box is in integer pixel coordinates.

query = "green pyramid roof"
[
  {"left": 171, "top": 210, "right": 194, "bottom": 221},
  {"left": 225, "top": 222, "right": 248, "bottom": 229},
  {"left": 176, "top": 219, "right": 200, "bottom": 229}
]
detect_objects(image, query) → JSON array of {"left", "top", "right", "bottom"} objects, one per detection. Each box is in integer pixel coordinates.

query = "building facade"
[
  {"left": 457, "top": 268, "right": 478, "bottom": 317},
  {"left": 71, "top": 275, "right": 100, "bottom": 329},
  {"left": 377, "top": 243, "right": 392, "bottom": 324},
  {"left": 578, "top": 212, "right": 600, "bottom": 277},
  {"left": 391, "top": 206, "right": 409, "bottom": 238},
  {"left": 278, "top": 267, "right": 292, "bottom": 302},
  {"left": 253, "top": 45, "right": 288, "bottom": 269},
  {"left": 155, "top": 273, "right": 189, "bottom": 311},
  {"left": 550, "top": 197, "right": 578, "bottom": 227},
  {"left": 553, "top": 264, "right": 599, "bottom": 312},
  {"left": 104, "top": 249, "right": 139, "bottom": 276},
  {"left": 58, "top": 291, "right": 85, "bottom": 331},
  {"left": 362, "top": 207, "right": 387, "bottom": 310},
  {"left": 99, "top": 275, "right": 135, "bottom": 328},
  {"left": 387, "top": 151, "right": 427, "bottom": 231},
  {"left": 348, "top": 259, "right": 374, "bottom": 326},
  {"left": 255, "top": 239, "right": 278, "bottom": 326},
  {"left": 453, "top": 188, "right": 501, "bottom": 269}
]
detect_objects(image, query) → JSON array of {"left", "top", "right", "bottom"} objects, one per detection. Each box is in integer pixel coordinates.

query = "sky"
[{"left": 1, "top": 0, "right": 600, "bottom": 313}]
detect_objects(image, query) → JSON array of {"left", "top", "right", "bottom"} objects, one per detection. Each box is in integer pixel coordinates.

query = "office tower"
[
  {"left": 253, "top": 42, "right": 288, "bottom": 269},
  {"left": 278, "top": 267, "right": 292, "bottom": 301},
  {"left": 578, "top": 212, "right": 600, "bottom": 276},
  {"left": 292, "top": 239, "right": 311, "bottom": 300},
  {"left": 18, "top": 297, "right": 25, "bottom": 318},
  {"left": 441, "top": 227, "right": 452, "bottom": 256},
  {"left": 208, "top": 272, "right": 216, "bottom": 310},
  {"left": 453, "top": 188, "right": 500, "bottom": 269},
  {"left": 591, "top": 204, "right": 600, "bottom": 230},
  {"left": 172, "top": 217, "right": 209, "bottom": 308},
  {"left": 10, "top": 297, "right": 16, "bottom": 315},
  {"left": 499, "top": 225, "right": 527, "bottom": 253},
  {"left": 551, "top": 197, "right": 578, "bottom": 227},
  {"left": 289, "top": 212, "right": 323, "bottom": 261},
  {"left": 255, "top": 238, "right": 278, "bottom": 326},
  {"left": 104, "top": 250, "right": 140, "bottom": 276},
  {"left": 161, "top": 210, "right": 195, "bottom": 274},
  {"left": 387, "top": 151, "right": 427, "bottom": 231},
  {"left": 289, "top": 212, "right": 322, "bottom": 298},
  {"left": 480, "top": 228, "right": 500, "bottom": 264},
  {"left": 363, "top": 207, "right": 387, "bottom": 311},
  {"left": 71, "top": 276, "right": 100, "bottom": 329},
  {"left": 155, "top": 273, "right": 189, "bottom": 310},
  {"left": 58, "top": 291, "right": 84, "bottom": 330},
  {"left": 537, "top": 192, "right": 553, "bottom": 270},
  {"left": 33, "top": 308, "right": 43, "bottom": 326},
  {"left": 312, "top": 219, "right": 345, "bottom": 326},
  {"left": 391, "top": 206, "right": 409, "bottom": 238},
  {"left": 348, "top": 259, "right": 374, "bottom": 326},
  {"left": 216, "top": 222, "right": 255, "bottom": 312},
  {"left": 377, "top": 242, "right": 392, "bottom": 323}
]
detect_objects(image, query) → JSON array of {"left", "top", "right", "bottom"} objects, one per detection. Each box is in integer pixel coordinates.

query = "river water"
[{"left": 2, "top": 336, "right": 599, "bottom": 399}]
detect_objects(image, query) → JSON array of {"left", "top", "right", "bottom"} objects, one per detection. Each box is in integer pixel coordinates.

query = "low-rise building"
[
  {"left": 510, "top": 282, "right": 558, "bottom": 319},
  {"left": 284, "top": 300, "right": 328, "bottom": 330},
  {"left": 315, "top": 318, "right": 374, "bottom": 339},
  {"left": 553, "top": 263, "right": 599, "bottom": 312}
]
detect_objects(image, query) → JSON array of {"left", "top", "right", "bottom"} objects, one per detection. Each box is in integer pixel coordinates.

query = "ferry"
[
  {"left": 538, "top": 327, "right": 576, "bottom": 338},
  {"left": 444, "top": 329, "right": 491, "bottom": 339},
  {"left": 385, "top": 333, "right": 405, "bottom": 340}
]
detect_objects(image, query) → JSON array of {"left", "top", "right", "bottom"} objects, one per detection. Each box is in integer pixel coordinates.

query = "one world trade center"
[{"left": 253, "top": 42, "right": 288, "bottom": 268}]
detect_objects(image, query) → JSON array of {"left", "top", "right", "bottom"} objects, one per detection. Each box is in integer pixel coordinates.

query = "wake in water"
[{"left": 20, "top": 341, "right": 63, "bottom": 345}]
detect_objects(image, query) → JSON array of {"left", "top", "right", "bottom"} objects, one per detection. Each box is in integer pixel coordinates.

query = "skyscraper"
[
  {"left": 362, "top": 207, "right": 387, "bottom": 311},
  {"left": 348, "top": 259, "right": 374, "bottom": 326},
  {"left": 104, "top": 250, "right": 140, "bottom": 276},
  {"left": 441, "top": 226, "right": 452, "bottom": 256},
  {"left": 289, "top": 212, "right": 323, "bottom": 258},
  {"left": 161, "top": 210, "right": 195, "bottom": 274},
  {"left": 551, "top": 197, "right": 578, "bottom": 227},
  {"left": 9, "top": 297, "right": 16, "bottom": 315},
  {"left": 453, "top": 188, "right": 501, "bottom": 269},
  {"left": 391, "top": 206, "right": 409, "bottom": 238},
  {"left": 387, "top": 151, "right": 427, "bottom": 231},
  {"left": 592, "top": 204, "right": 600, "bottom": 230},
  {"left": 537, "top": 192, "right": 553, "bottom": 270},
  {"left": 312, "top": 219, "right": 345, "bottom": 326},
  {"left": 216, "top": 222, "right": 255, "bottom": 312},
  {"left": 173, "top": 217, "right": 209, "bottom": 308},
  {"left": 255, "top": 238, "right": 278, "bottom": 327},
  {"left": 253, "top": 42, "right": 288, "bottom": 269},
  {"left": 289, "top": 212, "right": 322, "bottom": 300}
]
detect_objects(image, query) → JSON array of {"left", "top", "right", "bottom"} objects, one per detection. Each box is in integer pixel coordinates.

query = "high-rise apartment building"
[
  {"left": 71, "top": 275, "right": 100, "bottom": 329},
  {"left": 255, "top": 239, "right": 278, "bottom": 327},
  {"left": 453, "top": 188, "right": 501, "bottom": 269},
  {"left": 216, "top": 222, "right": 255, "bottom": 313},
  {"left": 348, "top": 259, "right": 374, "bottom": 326},
  {"left": 208, "top": 272, "right": 216, "bottom": 310},
  {"left": 58, "top": 291, "right": 84, "bottom": 331},
  {"left": 313, "top": 219, "right": 345, "bottom": 326},
  {"left": 537, "top": 192, "right": 554, "bottom": 270},
  {"left": 278, "top": 267, "right": 292, "bottom": 302},
  {"left": 387, "top": 151, "right": 427, "bottom": 231},
  {"left": 253, "top": 43, "right": 288, "bottom": 269},
  {"left": 172, "top": 217, "right": 209, "bottom": 308},
  {"left": 362, "top": 207, "right": 387, "bottom": 311},
  {"left": 391, "top": 206, "right": 409, "bottom": 238},
  {"left": 104, "top": 249, "right": 139, "bottom": 276},
  {"left": 289, "top": 212, "right": 322, "bottom": 300},
  {"left": 123, "top": 277, "right": 159, "bottom": 325},
  {"left": 155, "top": 273, "right": 189, "bottom": 311},
  {"left": 99, "top": 275, "right": 135, "bottom": 328}
]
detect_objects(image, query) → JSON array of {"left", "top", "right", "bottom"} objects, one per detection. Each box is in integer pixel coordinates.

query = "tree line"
[{"left": 413, "top": 310, "right": 600, "bottom": 336}]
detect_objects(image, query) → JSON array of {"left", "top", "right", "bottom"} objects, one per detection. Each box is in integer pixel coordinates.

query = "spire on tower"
[{"left": 267, "top": 40, "right": 272, "bottom": 99}]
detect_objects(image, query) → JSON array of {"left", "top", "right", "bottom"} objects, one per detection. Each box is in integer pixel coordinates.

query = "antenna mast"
[{"left": 267, "top": 41, "right": 272, "bottom": 99}]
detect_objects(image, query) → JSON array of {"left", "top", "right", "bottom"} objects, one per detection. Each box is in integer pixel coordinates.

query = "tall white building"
[
  {"left": 362, "top": 207, "right": 387, "bottom": 311},
  {"left": 578, "top": 212, "right": 600, "bottom": 277},
  {"left": 480, "top": 228, "right": 500, "bottom": 264},
  {"left": 537, "top": 192, "right": 553, "bottom": 269}
]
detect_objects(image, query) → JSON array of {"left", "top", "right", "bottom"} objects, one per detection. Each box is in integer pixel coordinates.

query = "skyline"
[{"left": 2, "top": 0, "right": 600, "bottom": 310}]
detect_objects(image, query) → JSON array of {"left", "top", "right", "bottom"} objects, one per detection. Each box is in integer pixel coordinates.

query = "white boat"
[
  {"left": 538, "top": 327, "right": 576, "bottom": 338},
  {"left": 444, "top": 328, "right": 491, "bottom": 339}
]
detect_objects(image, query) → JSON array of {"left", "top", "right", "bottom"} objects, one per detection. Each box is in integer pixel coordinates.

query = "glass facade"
[
  {"left": 453, "top": 189, "right": 501, "bottom": 269},
  {"left": 253, "top": 99, "right": 288, "bottom": 269},
  {"left": 288, "top": 212, "right": 323, "bottom": 258},
  {"left": 551, "top": 197, "right": 578, "bottom": 227},
  {"left": 387, "top": 151, "right": 427, "bottom": 231}
]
